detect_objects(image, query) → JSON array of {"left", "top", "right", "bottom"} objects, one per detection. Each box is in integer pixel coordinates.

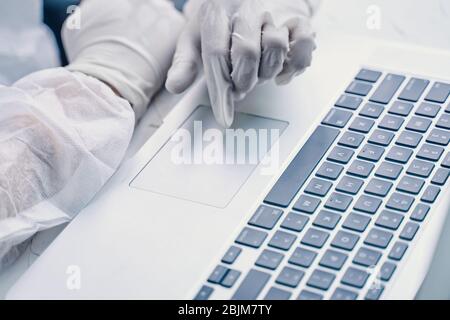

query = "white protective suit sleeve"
[
  {"left": 166, "top": 0, "right": 321, "bottom": 128},
  {"left": 0, "top": 68, "right": 134, "bottom": 270},
  {"left": 0, "top": 0, "right": 185, "bottom": 271}
]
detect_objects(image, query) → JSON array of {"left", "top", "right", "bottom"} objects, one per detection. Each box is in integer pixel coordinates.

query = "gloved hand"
[
  {"left": 63, "top": 0, "right": 185, "bottom": 120},
  {"left": 165, "top": 0, "right": 318, "bottom": 127}
]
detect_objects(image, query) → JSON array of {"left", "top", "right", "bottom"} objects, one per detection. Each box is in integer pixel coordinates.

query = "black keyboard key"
[
  {"left": 389, "top": 101, "right": 414, "bottom": 116},
  {"left": 379, "top": 114, "right": 404, "bottom": 131},
  {"left": 322, "top": 108, "right": 353, "bottom": 128},
  {"left": 354, "top": 195, "right": 382, "bottom": 214},
  {"left": 386, "top": 192, "right": 414, "bottom": 212},
  {"left": 380, "top": 262, "right": 397, "bottom": 281},
  {"left": 347, "top": 160, "right": 375, "bottom": 178},
  {"left": 331, "top": 231, "right": 359, "bottom": 251},
  {"left": 341, "top": 267, "right": 369, "bottom": 288},
  {"left": 370, "top": 74, "right": 405, "bottom": 104},
  {"left": 327, "top": 146, "right": 355, "bottom": 164},
  {"left": 415, "top": 102, "right": 440, "bottom": 118},
  {"left": 396, "top": 131, "right": 422, "bottom": 148},
  {"left": 396, "top": 176, "right": 425, "bottom": 194},
  {"left": 410, "top": 203, "right": 430, "bottom": 222},
  {"left": 421, "top": 185, "right": 440, "bottom": 203},
  {"left": 313, "top": 210, "right": 341, "bottom": 230},
  {"left": 443, "top": 152, "right": 450, "bottom": 168},
  {"left": 235, "top": 227, "right": 268, "bottom": 248},
  {"left": 249, "top": 205, "right": 283, "bottom": 230},
  {"left": 407, "top": 159, "right": 435, "bottom": 178},
  {"left": 255, "top": 249, "right": 284, "bottom": 270},
  {"left": 386, "top": 146, "right": 413, "bottom": 163},
  {"left": 232, "top": 269, "right": 270, "bottom": 300},
  {"left": 375, "top": 161, "right": 403, "bottom": 180},
  {"left": 436, "top": 114, "right": 450, "bottom": 130},
  {"left": 375, "top": 210, "right": 404, "bottom": 230},
  {"left": 336, "top": 176, "right": 364, "bottom": 195},
  {"left": 208, "top": 265, "right": 229, "bottom": 284},
  {"left": 335, "top": 94, "right": 363, "bottom": 110},
  {"left": 343, "top": 212, "right": 371, "bottom": 232},
  {"left": 268, "top": 230, "right": 297, "bottom": 251},
  {"left": 360, "top": 102, "right": 384, "bottom": 119},
  {"left": 365, "top": 178, "right": 393, "bottom": 197},
  {"left": 331, "top": 288, "right": 358, "bottom": 300},
  {"left": 324, "top": 192, "right": 353, "bottom": 212},
  {"left": 281, "top": 212, "right": 309, "bottom": 232},
  {"left": 264, "top": 125, "right": 340, "bottom": 207},
  {"left": 346, "top": 81, "right": 373, "bottom": 96},
  {"left": 264, "top": 287, "right": 291, "bottom": 300},
  {"left": 297, "top": 290, "right": 323, "bottom": 300},
  {"left": 293, "top": 194, "right": 321, "bottom": 213},
  {"left": 399, "top": 222, "right": 419, "bottom": 241},
  {"left": 194, "top": 285, "right": 214, "bottom": 300},
  {"left": 417, "top": 144, "right": 444, "bottom": 162},
  {"left": 405, "top": 116, "right": 432, "bottom": 133},
  {"left": 425, "top": 82, "right": 450, "bottom": 103},
  {"left": 369, "top": 129, "right": 395, "bottom": 146},
  {"left": 319, "top": 249, "right": 348, "bottom": 270},
  {"left": 358, "top": 144, "right": 384, "bottom": 162},
  {"left": 364, "top": 228, "right": 393, "bottom": 248},
  {"left": 398, "top": 78, "right": 429, "bottom": 102},
  {"left": 301, "top": 228, "right": 330, "bottom": 248},
  {"left": 388, "top": 242, "right": 408, "bottom": 261},
  {"left": 353, "top": 247, "right": 382, "bottom": 267},
  {"left": 289, "top": 247, "right": 317, "bottom": 268},
  {"left": 304, "top": 178, "right": 333, "bottom": 197},
  {"left": 221, "top": 269, "right": 241, "bottom": 288},
  {"left": 316, "top": 162, "right": 344, "bottom": 180},
  {"left": 432, "top": 168, "right": 450, "bottom": 186},
  {"left": 307, "top": 269, "right": 336, "bottom": 290},
  {"left": 356, "top": 69, "right": 382, "bottom": 83},
  {"left": 427, "top": 129, "right": 450, "bottom": 146},
  {"left": 222, "top": 246, "right": 242, "bottom": 264},
  {"left": 338, "top": 131, "right": 365, "bottom": 149},
  {"left": 365, "top": 285, "right": 384, "bottom": 300},
  {"left": 349, "top": 117, "right": 375, "bottom": 133},
  {"left": 276, "top": 266, "right": 305, "bottom": 288}
]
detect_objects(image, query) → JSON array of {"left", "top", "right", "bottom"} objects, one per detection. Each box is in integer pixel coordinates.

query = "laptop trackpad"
[{"left": 131, "top": 106, "right": 287, "bottom": 208}]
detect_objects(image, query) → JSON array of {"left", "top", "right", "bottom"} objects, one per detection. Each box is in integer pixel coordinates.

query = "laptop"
[{"left": 7, "top": 34, "right": 450, "bottom": 300}]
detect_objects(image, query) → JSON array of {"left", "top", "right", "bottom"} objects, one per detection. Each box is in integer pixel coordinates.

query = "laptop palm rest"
[{"left": 130, "top": 106, "right": 288, "bottom": 208}]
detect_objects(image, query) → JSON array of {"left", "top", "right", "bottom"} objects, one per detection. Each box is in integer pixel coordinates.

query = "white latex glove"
[
  {"left": 166, "top": 0, "right": 319, "bottom": 127},
  {"left": 63, "top": 0, "right": 185, "bottom": 120}
]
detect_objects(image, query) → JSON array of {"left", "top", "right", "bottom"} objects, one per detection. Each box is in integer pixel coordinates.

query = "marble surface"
[{"left": 1, "top": 0, "right": 449, "bottom": 299}]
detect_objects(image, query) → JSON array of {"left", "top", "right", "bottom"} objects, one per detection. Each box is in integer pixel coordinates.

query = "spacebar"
[{"left": 264, "top": 125, "right": 340, "bottom": 207}]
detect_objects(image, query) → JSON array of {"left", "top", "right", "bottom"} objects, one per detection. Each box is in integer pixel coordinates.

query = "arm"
[
  {"left": 0, "top": 0, "right": 184, "bottom": 270},
  {"left": 0, "top": 68, "right": 134, "bottom": 269}
]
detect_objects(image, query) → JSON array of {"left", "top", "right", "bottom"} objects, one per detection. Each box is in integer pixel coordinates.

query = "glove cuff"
[
  {"left": 66, "top": 62, "right": 149, "bottom": 120},
  {"left": 65, "top": 39, "right": 163, "bottom": 120}
]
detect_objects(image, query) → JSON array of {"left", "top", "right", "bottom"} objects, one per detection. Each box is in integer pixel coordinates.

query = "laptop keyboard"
[{"left": 195, "top": 68, "right": 450, "bottom": 300}]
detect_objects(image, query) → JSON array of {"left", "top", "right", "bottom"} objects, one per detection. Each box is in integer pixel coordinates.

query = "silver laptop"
[{"left": 7, "top": 34, "right": 450, "bottom": 299}]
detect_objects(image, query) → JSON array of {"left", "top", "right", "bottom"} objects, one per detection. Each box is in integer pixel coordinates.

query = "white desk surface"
[{"left": 1, "top": 0, "right": 449, "bottom": 299}]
